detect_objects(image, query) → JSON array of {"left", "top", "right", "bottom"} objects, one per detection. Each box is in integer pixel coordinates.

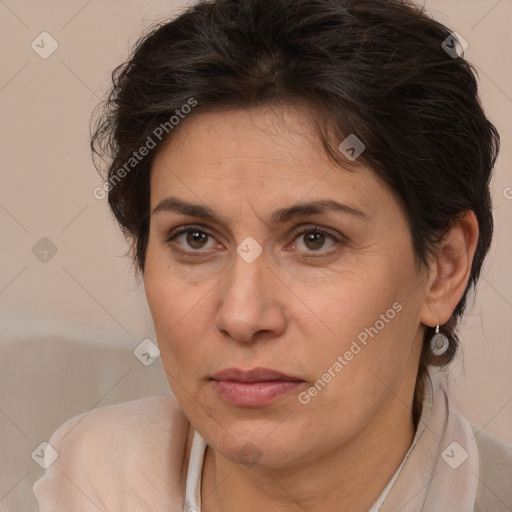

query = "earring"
[{"left": 430, "top": 325, "right": 449, "bottom": 356}]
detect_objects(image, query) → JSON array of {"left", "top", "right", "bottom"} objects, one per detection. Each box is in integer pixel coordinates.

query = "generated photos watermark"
[
  {"left": 93, "top": 97, "right": 198, "bottom": 200},
  {"left": 298, "top": 301, "right": 403, "bottom": 404}
]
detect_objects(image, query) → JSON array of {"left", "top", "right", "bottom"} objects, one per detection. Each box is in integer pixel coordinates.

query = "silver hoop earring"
[{"left": 430, "top": 325, "right": 449, "bottom": 356}]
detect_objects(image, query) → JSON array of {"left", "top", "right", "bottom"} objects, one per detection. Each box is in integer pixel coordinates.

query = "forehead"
[{"left": 149, "top": 106, "right": 392, "bottom": 218}]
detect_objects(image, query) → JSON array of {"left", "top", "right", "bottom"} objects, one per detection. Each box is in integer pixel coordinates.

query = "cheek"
[
  {"left": 305, "top": 265, "right": 399, "bottom": 345},
  {"left": 303, "top": 253, "right": 420, "bottom": 396},
  {"left": 144, "top": 236, "right": 199, "bottom": 328},
  {"left": 144, "top": 272, "right": 213, "bottom": 410},
  {"left": 143, "top": 248, "right": 217, "bottom": 375}
]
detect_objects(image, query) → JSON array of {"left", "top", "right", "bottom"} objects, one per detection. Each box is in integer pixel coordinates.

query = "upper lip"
[{"left": 212, "top": 367, "right": 304, "bottom": 382}]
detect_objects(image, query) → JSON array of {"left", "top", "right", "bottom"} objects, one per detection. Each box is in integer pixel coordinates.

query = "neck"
[{"left": 201, "top": 383, "right": 416, "bottom": 512}]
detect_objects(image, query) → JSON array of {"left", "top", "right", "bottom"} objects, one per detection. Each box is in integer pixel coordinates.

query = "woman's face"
[{"left": 144, "top": 105, "right": 430, "bottom": 468}]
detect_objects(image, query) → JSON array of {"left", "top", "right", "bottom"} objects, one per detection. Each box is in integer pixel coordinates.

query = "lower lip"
[{"left": 212, "top": 380, "right": 304, "bottom": 407}]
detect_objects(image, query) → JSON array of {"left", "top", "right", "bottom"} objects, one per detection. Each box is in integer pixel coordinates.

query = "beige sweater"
[{"left": 471, "top": 425, "right": 512, "bottom": 511}]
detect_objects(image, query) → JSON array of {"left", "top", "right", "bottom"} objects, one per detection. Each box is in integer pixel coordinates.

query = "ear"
[{"left": 420, "top": 210, "right": 479, "bottom": 328}]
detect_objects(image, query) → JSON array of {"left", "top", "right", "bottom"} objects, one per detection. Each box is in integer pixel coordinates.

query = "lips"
[
  {"left": 211, "top": 367, "right": 305, "bottom": 407},
  {"left": 211, "top": 367, "right": 304, "bottom": 383}
]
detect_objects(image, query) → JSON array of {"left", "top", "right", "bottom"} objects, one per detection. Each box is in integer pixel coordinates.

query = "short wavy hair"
[{"left": 91, "top": 0, "right": 500, "bottom": 426}]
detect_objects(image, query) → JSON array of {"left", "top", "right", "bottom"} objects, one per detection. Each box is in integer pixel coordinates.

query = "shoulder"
[
  {"left": 471, "top": 423, "right": 512, "bottom": 512},
  {"left": 33, "top": 395, "right": 191, "bottom": 512}
]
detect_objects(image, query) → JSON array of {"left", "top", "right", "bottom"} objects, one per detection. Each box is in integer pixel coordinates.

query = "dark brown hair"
[{"left": 91, "top": 0, "right": 500, "bottom": 426}]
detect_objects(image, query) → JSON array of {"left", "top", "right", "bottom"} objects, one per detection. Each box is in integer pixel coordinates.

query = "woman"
[{"left": 33, "top": 0, "right": 512, "bottom": 510}]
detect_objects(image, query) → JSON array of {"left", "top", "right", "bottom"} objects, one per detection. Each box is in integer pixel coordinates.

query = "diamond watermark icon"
[
  {"left": 338, "top": 134, "right": 365, "bottom": 161},
  {"left": 236, "top": 442, "right": 262, "bottom": 467},
  {"left": 442, "top": 31, "right": 468, "bottom": 59},
  {"left": 441, "top": 441, "right": 468, "bottom": 469},
  {"left": 31, "top": 32, "right": 59, "bottom": 59},
  {"left": 31, "top": 442, "right": 58, "bottom": 469},
  {"left": 134, "top": 338, "right": 160, "bottom": 366},
  {"left": 32, "top": 237, "right": 58, "bottom": 263},
  {"left": 236, "top": 236, "right": 263, "bottom": 263}
]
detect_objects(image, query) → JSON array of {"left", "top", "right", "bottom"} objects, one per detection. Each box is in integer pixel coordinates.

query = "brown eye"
[
  {"left": 185, "top": 230, "right": 209, "bottom": 249},
  {"left": 302, "top": 231, "right": 327, "bottom": 251},
  {"left": 292, "top": 228, "right": 337, "bottom": 254},
  {"left": 167, "top": 225, "right": 217, "bottom": 252}
]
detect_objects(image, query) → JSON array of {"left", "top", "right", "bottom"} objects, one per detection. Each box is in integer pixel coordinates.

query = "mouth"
[
  {"left": 212, "top": 367, "right": 304, "bottom": 383},
  {"left": 211, "top": 367, "right": 305, "bottom": 407}
]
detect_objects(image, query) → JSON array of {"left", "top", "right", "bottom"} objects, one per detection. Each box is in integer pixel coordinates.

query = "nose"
[{"left": 214, "top": 247, "right": 287, "bottom": 343}]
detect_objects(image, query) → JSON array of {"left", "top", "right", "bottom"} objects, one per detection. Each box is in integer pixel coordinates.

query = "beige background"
[{"left": 0, "top": 0, "right": 511, "bottom": 510}]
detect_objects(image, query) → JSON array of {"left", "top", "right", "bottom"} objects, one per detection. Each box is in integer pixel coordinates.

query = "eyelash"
[{"left": 165, "top": 224, "right": 344, "bottom": 259}]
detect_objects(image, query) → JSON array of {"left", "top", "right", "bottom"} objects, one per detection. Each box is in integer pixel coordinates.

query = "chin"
[{"left": 205, "top": 421, "right": 306, "bottom": 468}]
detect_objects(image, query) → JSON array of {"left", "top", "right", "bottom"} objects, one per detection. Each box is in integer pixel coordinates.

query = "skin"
[{"left": 144, "top": 104, "right": 479, "bottom": 512}]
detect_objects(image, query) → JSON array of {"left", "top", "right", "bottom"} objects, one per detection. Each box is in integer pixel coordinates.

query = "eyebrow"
[{"left": 151, "top": 196, "right": 369, "bottom": 224}]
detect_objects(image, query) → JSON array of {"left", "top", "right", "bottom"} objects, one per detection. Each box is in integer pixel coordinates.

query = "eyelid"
[
  {"left": 289, "top": 223, "right": 344, "bottom": 241},
  {"left": 165, "top": 223, "right": 215, "bottom": 242}
]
